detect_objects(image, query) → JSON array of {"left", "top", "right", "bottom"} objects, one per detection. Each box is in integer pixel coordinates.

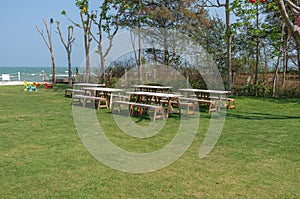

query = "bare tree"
[
  {"left": 36, "top": 18, "right": 56, "bottom": 84},
  {"left": 62, "top": 0, "right": 92, "bottom": 82},
  {"left": 277, "top": 0, "right": 300, "bottom": 78},
  {"left": 56, "top": 22, "right": 75, "bottom": 86}
]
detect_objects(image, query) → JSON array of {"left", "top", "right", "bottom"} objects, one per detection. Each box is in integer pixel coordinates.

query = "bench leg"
[
  {"left": 129, "top": 104, "right": 134, "bottom": 116},
  {"left": 227, "top": 99, "right": 236, "bottom": 110},
  {"left": 83, "top": 98, "right": 88, "bottom": 108},
  {"left": 71, "top": 97, "right": 83, "bottom": 105},
  {"left": 153, "top": 110, "right": 157, "bottom": 122},
  {"left": 186, "top": 104, "right": 195, "bottom": 115},
  {"left": 151, "top": 107, "right": 165, "bottom": 122},
  {"left": 96, "top": 99, "right": 108, "bottom": 110},
  {"left": 160, "top": 108, "right": 165, "bottom": 120}
]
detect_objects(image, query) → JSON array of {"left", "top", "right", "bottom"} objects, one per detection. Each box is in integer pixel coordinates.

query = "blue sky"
[
  {"left": 0, "top": 0, "right": 86, "bottom": 67},
  {"left": 0, "top": 0, "right": 225, "bottom": 68}
]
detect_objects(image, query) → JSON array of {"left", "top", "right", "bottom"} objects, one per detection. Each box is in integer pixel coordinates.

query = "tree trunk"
[
  {"left": 84, "top": 34, "right": 90, "bottom": 82},
  {"left": 298, "top": 46, "right": 300, "bottom": 82},
  {"left": 51, "top": 52, "right": 56, "bottom": 84},
  {"left": 272, "top": 22, "right": 285, "bottom": 97},
  {"left": 282, "top": 37, "right": 288, "bottom": 88},
  {"left": 254, "top": 4, "right": 259, "bottom": 96},
  {"left": 272, "top": 56, "right": 280, "bottom": 98},
  {"left": 225, "top": 0, "right": 232, "bottom": 91},
  {"left": 68, "top": 53, "right": 72, "bottom": 86},
  {"left": 81, "top": 13, "right": 91, "bottom": 83},
  {"left": 163, "top": 29, "right": 169, "bottom": 67},
  {"left": 138, "top": 0, "right": 142, "bottom": 82},
  {"left": 138, "top": 26, "right": 142, "bottom": 82},
  {"left": 100, "top": 46, "right": 105, "bottom": 84}
]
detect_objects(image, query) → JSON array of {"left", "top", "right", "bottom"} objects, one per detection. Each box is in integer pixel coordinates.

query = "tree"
[
  {"left": 232, "top": 0, "right": 270, "bottom": 95},
  {"left": 142, "top": 0, "right": 210, "bottom": 66},
  {"left": 119, "top": 0, "right": 151, "bottom": 81},
  {"left": 277, "top": 0, "right": 300, "bottom": 45},
  {"left": 56, "top": 22, "right": 75, "bottom": 86},
  {"left": 89, "top": 0, "right": 125, "bottom": 84},
  {"left": 203, "top": 0, "right": 233, "bottom": 91},
  {"left": 36, "top": 18, "right": 56, "bottom": 84},
  {"left": 62, "top": 0, "right": 92, "bottom": 82},
  {"left": 276, "top": 0, "right": 300, "bottom": 78}
]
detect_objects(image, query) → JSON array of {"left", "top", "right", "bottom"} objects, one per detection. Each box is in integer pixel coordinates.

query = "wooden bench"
[
  {"left": 178, "top": 102, "right": 195, "bottom": 115},
  {"left": 132, "top": 103, "right": 165, "bottom": 122},
  {"left": 226, "top": 98, "right": 236, "bottom": 110},
  {"left": 72, "top": 95, "right": 108, "bottom": 110},
  {"left": 65, "top": 89, "right": 85, "bottom": 97},
  {"left": 111, "top": 94, "right": 130, "bottom": 100},
  {"left": 179, "top": 97, "right": 217, "bottom": 113},
  {"left": 111, "top": 101, "right": 165, "bottom": 122},
  {"left": 208, "top": 96, "right": 236, "bottom": 110},
  {"left": 111, "top": 101, "right": 134, "bottom": 113}
]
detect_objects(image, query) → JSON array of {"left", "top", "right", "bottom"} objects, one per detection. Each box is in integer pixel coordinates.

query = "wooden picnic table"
[
  {"left": 178, "top": 88, "right": 232, "bottom": 111},
  {"left": 82, "top": 87, "right": 124, "bottom": 108},
  {"left": 131, "top": 85, "right": 173, "bottom": 93},
  {"left": 126, "top": 91, "right": 182, "bottom": 118}
]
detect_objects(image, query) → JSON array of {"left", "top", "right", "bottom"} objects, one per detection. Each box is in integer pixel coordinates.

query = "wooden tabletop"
[
  {"left": 126, "top": 91, "right": 182, "bottom": 98},
  {"left": 82, "top": 87, "right": 124, "bottom": 92},
  {"left": 178, "top": 88, "right": 231, "bottom": 95},
  {"left": 131, "top": 85, "right": 173, "bottom": 93},
  {"left": 74, "top": 83, "right": 105, "bottom": 87},
  {"left": 131, "top": 84, "right": 173, "bottom": 90}
]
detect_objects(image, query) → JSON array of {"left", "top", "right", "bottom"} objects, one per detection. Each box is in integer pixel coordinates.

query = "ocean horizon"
[{"left": 0, "top": 66, "right": 74, "bottom": 82}]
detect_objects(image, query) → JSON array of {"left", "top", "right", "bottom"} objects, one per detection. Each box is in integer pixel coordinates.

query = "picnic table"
[
  {"left": 66, "top": 83, "right": 105, "bottom": 97},
  {"left": 82, "top": 87, "right": 124, "bottom": 108},
  {"left": 126, "top": 91, "right": 182, "bottom": 118},
  {"left": 178, "top": 88, "right": 232, "bottom": 111},
  {"left": 131, "top": 85, "right": 173, "bottom": 93}
]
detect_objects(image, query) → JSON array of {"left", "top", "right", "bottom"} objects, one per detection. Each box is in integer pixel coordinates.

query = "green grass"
[{"left": 0, "top": 85, "right": 299, "bottom": 198}]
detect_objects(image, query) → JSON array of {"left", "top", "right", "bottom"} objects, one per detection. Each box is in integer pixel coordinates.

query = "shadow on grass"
[{"left": 226, "top": 111, "right": 300, "bottom": 120}]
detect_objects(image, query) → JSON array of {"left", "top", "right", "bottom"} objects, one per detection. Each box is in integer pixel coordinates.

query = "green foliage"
[
  {"left": 76, "top": 0, "right": 89, "bottom": 14},
  {"left": 233, "top": 84, "right": 269, "bottom": 97},
  {"left": 278, "top": 85, "right": 300, "bottom": 98},
  {"left": 233, "top": 82, "right": 300, "bottom": 98}
]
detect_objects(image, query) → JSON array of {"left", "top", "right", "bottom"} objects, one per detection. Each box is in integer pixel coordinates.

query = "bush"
[
  {"left": 278, "top": 85, "right": 300, "bottom": 98},
  {"left": 233, "top": 84, "right": 272, "bottom": 97}
]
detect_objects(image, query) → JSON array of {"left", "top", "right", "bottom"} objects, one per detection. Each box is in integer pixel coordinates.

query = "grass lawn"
[{"left": 0, "top": 85, "right": 299, "bottom": 198}]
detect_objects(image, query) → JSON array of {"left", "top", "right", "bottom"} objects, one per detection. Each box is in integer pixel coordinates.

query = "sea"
[{"left": 0, "top": 66, "right": 74, "bottom": 82}]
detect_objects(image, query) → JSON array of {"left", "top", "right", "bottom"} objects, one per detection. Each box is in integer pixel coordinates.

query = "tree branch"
[
  {"left": 278, "top": 0, "right": 300, "bottom": 45},
  {"left": 284, "top": 0, "right": 300, "bottom": 14},
  {"left": 205, "top": 0, "right": 225, "bottom": 7},
  {"left": 36, "top": 24, "right": 50, "bottom": 50}
]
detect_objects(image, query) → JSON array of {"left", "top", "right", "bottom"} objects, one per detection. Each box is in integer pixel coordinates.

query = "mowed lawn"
[{"left": 0, "top": 85, "right": 299, "bottom": 198}]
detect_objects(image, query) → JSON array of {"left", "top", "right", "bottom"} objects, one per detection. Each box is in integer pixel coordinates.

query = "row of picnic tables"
[{"left": 68, "top": 84, "right": 235, "bottom": 121}]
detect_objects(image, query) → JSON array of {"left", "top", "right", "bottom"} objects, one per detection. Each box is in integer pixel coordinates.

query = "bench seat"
[
  {"left": 65, "top": 89, "right": 85, "bottom": 97},
  {"left": 178, "top": 102, "right": 195, "bottom": 115},
  {"left": 72, "top": 95, "right": 108, "bottom": 110},
  {"left": 179, "top": 97, "right": 217, "bottom": 113},
  {"left": 111, "top": 101, "right": 165, "bottom": 122}
]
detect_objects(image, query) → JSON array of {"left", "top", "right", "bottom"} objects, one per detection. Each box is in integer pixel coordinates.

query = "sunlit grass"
[{"left": 0, "top": 85, "right": 299, "bottom": 198}]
